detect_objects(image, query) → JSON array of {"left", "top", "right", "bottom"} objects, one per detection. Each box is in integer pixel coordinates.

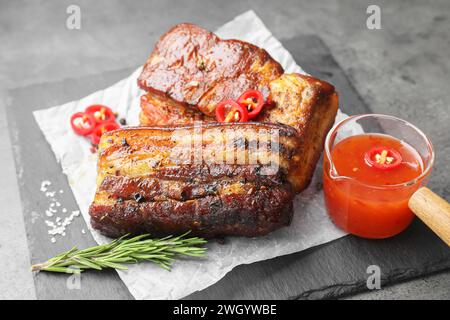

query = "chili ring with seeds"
[{"left": 215, "top": 100, "right": 249, "bottom": 123}]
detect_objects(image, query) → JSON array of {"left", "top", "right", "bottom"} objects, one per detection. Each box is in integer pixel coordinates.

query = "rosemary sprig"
[{"left": 31, "top": 232, "right": 207, "bottom": 274}]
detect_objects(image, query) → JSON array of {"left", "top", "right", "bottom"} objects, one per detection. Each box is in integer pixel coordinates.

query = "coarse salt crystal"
[
  {"left": 45, "top": 220, "right": 55, "bottom": 227},
  {"left": 40, "top": 180, "right": 51, "bottom": 192},
  {"left": 72, "top": 210, "right": 80, "bottom": 216},
  {"left": 42, "top": 183, "right": 81, "bottom": 241}
]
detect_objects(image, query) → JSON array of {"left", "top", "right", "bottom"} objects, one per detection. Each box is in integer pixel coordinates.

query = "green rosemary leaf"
[
  {"left": 98, "top": 261, "right": 129, "bottom": 270},
  {"left": 31, "top": 232, "right": 207, "bottom": 273},
  {"left": 73, "top": 257, "right": 103, "bottom": 270},
  {"left": 42, "top": 266, "right": 79, "bottom": 274}
]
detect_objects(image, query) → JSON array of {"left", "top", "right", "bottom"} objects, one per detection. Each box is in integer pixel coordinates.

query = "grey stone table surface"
[{"left": 0, "top": 0, "right": 449, "bottom": 299}]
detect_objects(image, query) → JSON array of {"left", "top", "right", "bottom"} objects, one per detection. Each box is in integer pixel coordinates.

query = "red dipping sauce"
[{"left": 323, "top": 131, "right": 430, "bottom": 239}]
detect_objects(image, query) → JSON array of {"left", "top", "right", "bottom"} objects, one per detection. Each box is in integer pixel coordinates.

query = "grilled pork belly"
[
  {"left": 89, "top": 123, "right": 301, "bottom": 238},
  {"left": 258, "top": 74, "right": 339, "bottom": 192},
  {"left": 138, "top": 23, "right": 284, "bottom": 116}
]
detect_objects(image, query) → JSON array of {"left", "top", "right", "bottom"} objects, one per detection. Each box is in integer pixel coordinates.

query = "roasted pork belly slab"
[
  {"left": 89, "top": 123, "right": 301, "bottom": 238},
  {"left": 137, "top": 23, "right": 284, "bottom": 116}
]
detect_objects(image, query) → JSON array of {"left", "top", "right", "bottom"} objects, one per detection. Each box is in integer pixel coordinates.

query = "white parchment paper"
[{"left": 34, "top": 10, "right": 349, "bottom": 300}]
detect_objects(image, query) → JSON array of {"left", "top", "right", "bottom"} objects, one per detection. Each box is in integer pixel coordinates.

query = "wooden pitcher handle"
[{"left": 409, "top": 187, "right": 450, "bottom": 246}]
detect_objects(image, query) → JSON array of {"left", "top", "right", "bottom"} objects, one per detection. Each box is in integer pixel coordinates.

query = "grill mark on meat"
[
  {"left": 98, "top": 170, "right": 285, "bottom": 202},
  {"left": 97, "top": 123, "right": 298, "bottom": 181},
  {"left": 90, "top": 183, "right": 294, "bottom": 238}
]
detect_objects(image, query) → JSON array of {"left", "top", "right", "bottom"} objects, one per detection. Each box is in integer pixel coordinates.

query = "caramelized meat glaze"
[{"left": 138, "top": 23, "right": 284, "bottom": 116}]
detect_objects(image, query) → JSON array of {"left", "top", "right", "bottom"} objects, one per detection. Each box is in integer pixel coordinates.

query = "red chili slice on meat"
[
  {"left": 70, "top": 112, "right": 96, "bottom": 136},
  {"left": 237, "top": 90, "right": 265, "bottom": 119},
  {"left": 91, "top": 122, "right": 120, "bottom": 145},
  {"left": 215, "top": 100, "right": 249, "bottom": 123},
  {"left": 364, "top": 147, "right": 403, "bottom": 170},
  {"left": 85, "top": 104, "right": 116, "bottom": 124}
]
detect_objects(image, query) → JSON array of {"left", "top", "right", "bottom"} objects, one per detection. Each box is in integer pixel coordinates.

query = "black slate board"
[
  {"left": 7, "top": 68, "right": 134, "bottom": 300},
  {"left": 6, "top": 35, "right": 450, "bottom": 300}
]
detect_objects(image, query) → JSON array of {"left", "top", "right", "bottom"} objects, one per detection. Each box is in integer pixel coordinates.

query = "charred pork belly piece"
[
  {"left": 89, "top": 123, "right": 300, "bottom": 238},
  {"left": 138, "top": 23, "right": 283, "bottom": 116}
]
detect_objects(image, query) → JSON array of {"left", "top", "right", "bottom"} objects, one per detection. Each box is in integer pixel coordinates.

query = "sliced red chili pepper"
[
  {"left": 70, "top": 112, "right": 96, "bottom": 136},
  {"left": 91, "top": 122, "right": 120, "bottom": 145},
  {"left": 85, "top": 104, "right": 116, "bottom": 124},
  {"left": 215, "top": 100, "right": 248, "bottom": 123},
  {"left": 237, "top": 89, "right": 265, "bottom": 119},
  {"left": 364, "top": 147, "right": 402, "bottom": 170}
]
